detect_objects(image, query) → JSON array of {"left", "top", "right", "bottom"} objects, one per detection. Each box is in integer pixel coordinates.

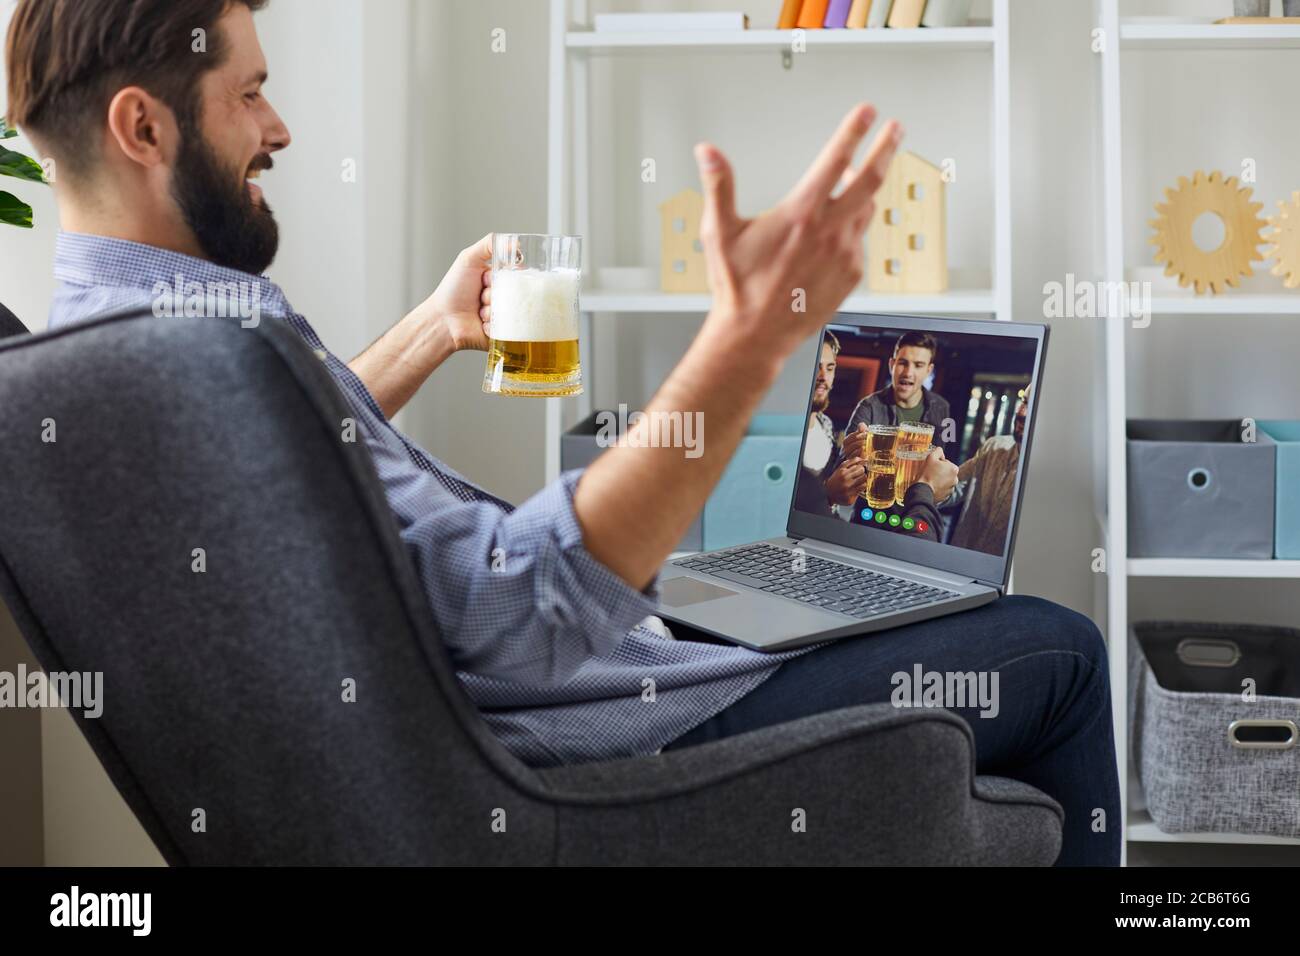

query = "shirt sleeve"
[
  {"left": 902, "top": 482, "right": 942, "bottom": 542},
  {"left": 398, "top": 468, "right": 661, "bottom": 688}
]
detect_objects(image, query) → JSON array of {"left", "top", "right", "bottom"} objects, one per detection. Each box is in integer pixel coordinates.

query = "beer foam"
[{"left": 491, "top": 267, "right": 580, "bottom": 342}]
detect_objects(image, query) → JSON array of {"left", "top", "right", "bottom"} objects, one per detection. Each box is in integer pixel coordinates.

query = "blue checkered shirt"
[{"left": 48, "top": 233, "right": 805, "bottom": 766}]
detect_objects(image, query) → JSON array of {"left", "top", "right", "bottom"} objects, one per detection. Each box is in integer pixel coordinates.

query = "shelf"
[
  {"left": 580, "top": 288, "right": 998, "bottom": 316},
  {"left": 1128, "top": 558, "right": 1300, "bottom": 579},
  {"left": 567, "top": 27, "right": 995, "bottom": 54},
  {"left": 1144, "top": 293, "right": 1300, "bottom": 316},
  {"left": 1121, "top": 18, "right": 1300, "bottom": 49},
  {"left": 1128, "top": 808, "right": 1300, "bottom": 846}
]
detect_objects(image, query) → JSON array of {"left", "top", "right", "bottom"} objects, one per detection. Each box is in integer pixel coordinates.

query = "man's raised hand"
[{"left": 693, "top": 104, "right": 903, "bottom": 366}]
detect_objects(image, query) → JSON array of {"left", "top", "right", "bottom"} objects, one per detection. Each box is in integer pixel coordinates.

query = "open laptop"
[{"left": 657, "top": 313, "right": 1049, "bottom": 651}]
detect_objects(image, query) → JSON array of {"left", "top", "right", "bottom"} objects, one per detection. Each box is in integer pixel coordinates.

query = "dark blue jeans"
[{"left": 664, "top": 595, "right": 1121, "bottom": 866}]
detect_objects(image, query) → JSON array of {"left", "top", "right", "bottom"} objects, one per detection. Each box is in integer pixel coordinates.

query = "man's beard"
[
  {"left": 171, "top": 121, "right": 279, "bottom": 275},
  {"left": 812, "top": 391, "right": 829, "bottom": 413}
]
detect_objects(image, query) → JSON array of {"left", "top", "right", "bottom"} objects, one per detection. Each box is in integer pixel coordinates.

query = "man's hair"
[
  {"left": 5, "top": 0, "right": 267, "bottom": 176},
  {"left": 894, "top": 331, "right": 938, "bottom": 362},
  {"left": 823, "top": 330, "right": 841, "bottom": 356}
]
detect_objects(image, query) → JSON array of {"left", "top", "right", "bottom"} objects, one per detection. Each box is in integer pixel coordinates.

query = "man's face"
[
  {"left": 812, "top": 341, "right": 837, "bottom": 412},
  {"left": 890, "top": 345, "right": 933, "bottom": 405},
  {"left": 1014, "top": 396, "right": 1028, "bottom": 444},
  {"left": 170, "top": 5, "right": 291, "bottom": 275}
]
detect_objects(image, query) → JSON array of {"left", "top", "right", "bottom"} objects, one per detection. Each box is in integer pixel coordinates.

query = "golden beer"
[
  {"left": 864, "top": 451, "right": 897, "bottom": 510},
  {"left": 867, "top": 424, "right": 899, "bottom": 456},
  {"left": 897, "top": 421, "right": 934, "bottom": 454},
  {"left": 484, "top": 339, "right": 582, "bottom": 393},
  {"left": 483, "top": 234, "right": 583, "bottom": 398},
  {"left": 894, "top": 446, "right": 931, "bottom": 505}
]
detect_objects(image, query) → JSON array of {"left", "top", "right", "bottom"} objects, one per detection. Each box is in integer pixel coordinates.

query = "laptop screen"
[{"left": 788, "top": 315, "right": 1047, "bottom": 586}]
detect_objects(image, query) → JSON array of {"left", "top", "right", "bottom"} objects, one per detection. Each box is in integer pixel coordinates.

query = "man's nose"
[{"left": 263, "top": 103, "right": 292, "bottom": 152}]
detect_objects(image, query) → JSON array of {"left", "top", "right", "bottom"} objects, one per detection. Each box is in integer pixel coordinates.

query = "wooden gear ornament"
[
  {"left": 1148, "top": 170, "right": 1268, "bottom": 295},
  {"left": 1266, "top": 191, "right": 1300, "bottom": 290}
]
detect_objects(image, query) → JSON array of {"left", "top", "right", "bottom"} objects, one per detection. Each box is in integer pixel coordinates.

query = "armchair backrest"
[
  {"left": 0, "top": 301, "right": 29, "bottom": 338},
  {"left": 0, "top": 310, "right": 553, "bottom": 864}
]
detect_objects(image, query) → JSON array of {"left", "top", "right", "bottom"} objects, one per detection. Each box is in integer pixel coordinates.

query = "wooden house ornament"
[
  {"left": 868, "top": 151, "right": 948, "bottom": 294},
  {"left": 659, "top": 188, "right": 709, "bottom": 293}
]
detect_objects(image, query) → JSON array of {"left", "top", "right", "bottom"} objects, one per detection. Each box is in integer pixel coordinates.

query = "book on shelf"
[
  {"left": 824, "top": 0, "right": 853, "bottom": 28},
  {"left": 795, "top": 0, "right": 831, "bottom": 29},
  {"left": 592, "top": 12, "right": 750, "bottom": 32},
  {"left": 777, "top": 0, "right": 803, "bottom": 29},
  {"left": 847, "top": 0, "right": 872, "bottom": 28},
  {"left": 920, "top": 0, "right": 972, "bottom": 27},
  {"left": 867, "top": 0, "right": 894, "bottom": 28},
  {"left": 886, "top": 0, "right": 926, "bottom": 29}
]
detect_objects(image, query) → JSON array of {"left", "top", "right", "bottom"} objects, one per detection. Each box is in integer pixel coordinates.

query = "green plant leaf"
[
  {"left": 0, "top": 119, "right": 17, "bottom": 140},
  {"left": 0, "top": 146, "right": 45, "bottom": 183},
  {"left": 0, "top": 191, "right": 34, "bottom": 228}
]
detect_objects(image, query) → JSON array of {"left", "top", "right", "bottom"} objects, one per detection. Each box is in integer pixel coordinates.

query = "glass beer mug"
[
  {"left": 482, "top": 234, "right": 583, "bottom": 397},
  {"left": 864, "top": 450, "right": 897, "bottom": 511}
]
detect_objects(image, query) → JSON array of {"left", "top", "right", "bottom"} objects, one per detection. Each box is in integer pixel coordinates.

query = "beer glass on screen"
[
  {"left": 894, "top": 445, "right": 932, "bottom": 505},
  {"left": 897, "top": 421, "right": 934, "bottom": 454},
  {"left": 864, "top": 451, "right": 897, "bottom": 510},
  {"left": 482, "top": 234, "right": 583, "bottom": 397},
  {"left": 866, "top": 423, "right": 898, "bottom": 456}
]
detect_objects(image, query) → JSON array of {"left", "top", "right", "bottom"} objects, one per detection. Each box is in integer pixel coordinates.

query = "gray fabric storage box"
[
  {"left": 562, "top": 411, "right": 703, "bottom": 552},
  {"left": 1127, "top": 419, "right": 1275, "bottom": 558},
  {"left": 1129, "top": 621, "right": 1300, "bottom": 838}
]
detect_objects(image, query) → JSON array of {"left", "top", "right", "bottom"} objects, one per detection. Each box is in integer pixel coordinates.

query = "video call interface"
[{"left": 793, "top": 324, "right": 1039, "bottom": 557}]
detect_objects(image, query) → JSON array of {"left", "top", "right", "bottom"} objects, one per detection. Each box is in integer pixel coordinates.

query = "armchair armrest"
[{"left": 536, "top": 702, "right": 1062, "bottom": 865}]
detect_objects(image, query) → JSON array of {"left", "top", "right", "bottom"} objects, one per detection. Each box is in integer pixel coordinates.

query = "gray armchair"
[{"left": 0, "top": 308, "right": 1062, "bottom": 865}]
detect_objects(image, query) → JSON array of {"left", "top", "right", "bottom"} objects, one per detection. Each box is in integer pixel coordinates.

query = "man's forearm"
[
  {"left": 349, "top": 311, "right": 457, "bottom": 419},
  {"left": 573, "top": 311, "right": 783, "bottom": 591}
]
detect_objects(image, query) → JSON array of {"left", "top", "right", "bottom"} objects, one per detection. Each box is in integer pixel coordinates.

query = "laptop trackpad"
[{"left": 660, "top": 577, "right": 739, "bottom": 608}]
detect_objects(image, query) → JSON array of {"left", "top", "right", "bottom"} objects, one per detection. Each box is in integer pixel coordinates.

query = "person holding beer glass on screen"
[
  {"left": 823, "top": 332, "right": 957, "bottom": 536},
  {"left": 18, "top": 0, "right": 1116, "bottom": 865}
]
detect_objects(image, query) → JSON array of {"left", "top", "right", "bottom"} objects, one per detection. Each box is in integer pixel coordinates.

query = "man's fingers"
[
  {"left": 790, "top": 104, "right": 877, "bottom": 209},
  {"left": 694, "top": 142, "right": 738, "bottom": 236},
  {"left": 463, "top": 233, "right": 493, "bottom": 264},
  {"left": 929, "top": 446, "right": 946, "bottom": 460},
  {"left": 481, "top": 285, "right": 491, "bottom": 305},
  {"left": 833, "top": 119, "right": 903, "bottom": 219}
]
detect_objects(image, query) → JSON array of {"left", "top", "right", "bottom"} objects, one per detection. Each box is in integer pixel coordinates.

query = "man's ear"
[{"left": 104, "top": 86, "right": 178, "bottom": 169}]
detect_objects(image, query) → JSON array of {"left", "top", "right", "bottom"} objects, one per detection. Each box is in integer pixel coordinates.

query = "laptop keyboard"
[{"left": 672, "top": 543, "right": 959, "bottom": 619}]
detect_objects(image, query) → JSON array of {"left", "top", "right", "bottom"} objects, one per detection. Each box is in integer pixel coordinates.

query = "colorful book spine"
[
  {"left": 824, "top": 0, "right": 853, "bottom": 27},
  {"left": 867, "top": 0, "right": 894, "bottom": 27},
  {"left": 886, "top": 0, "right": 926, "bottom": 29},
  {"left": 778, "top": 0, "right": 804, "bottom": 29},
  {"left": 847, "top": 0, "right": 872, "bottom": 28},
  {"left": 796, "top": 0, "right": 831, "bottom": 28}
]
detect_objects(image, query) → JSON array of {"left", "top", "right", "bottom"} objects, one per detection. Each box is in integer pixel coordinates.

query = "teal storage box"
[
  {"left": 1259, "top": 421, "right": 1300, "bottom": 559},
  {"left": 703, "top": 414, "right": 803, "bottom": 551}
]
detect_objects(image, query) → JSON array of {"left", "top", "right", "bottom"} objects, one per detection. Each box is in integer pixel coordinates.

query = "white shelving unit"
[
  {"left": 545, "top": 0, "right": 1012, "bottom": 482},
  {"left": 1095, "top": 2, "right": 1300, "bottom": 862}
]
